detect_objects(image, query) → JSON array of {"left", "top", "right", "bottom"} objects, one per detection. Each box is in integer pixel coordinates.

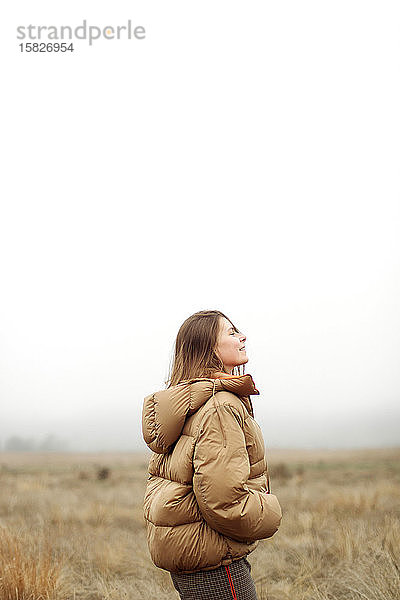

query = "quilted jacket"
[{"left": 142, "top": 373, "right": 282, "bottom": 573}]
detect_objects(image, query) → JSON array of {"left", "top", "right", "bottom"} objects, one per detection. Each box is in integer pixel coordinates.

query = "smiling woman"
[
  {"left": 166, "top": 310, "right": 249, "bottom": 387},
  {"left": 215, "top": 317, "right": 248, "bottom": 374},
  {"left": 141, "top": 310, "right": 282, "bottom": 600}
]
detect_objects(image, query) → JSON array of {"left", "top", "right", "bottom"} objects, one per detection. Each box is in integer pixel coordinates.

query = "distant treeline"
[{"left": 1, "top": 434, "right": 69, "bottom": 452}]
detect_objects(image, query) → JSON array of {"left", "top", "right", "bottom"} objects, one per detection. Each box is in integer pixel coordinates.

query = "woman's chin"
[{"left": 238, "top": 355, "right": 249, "bottom": 366}]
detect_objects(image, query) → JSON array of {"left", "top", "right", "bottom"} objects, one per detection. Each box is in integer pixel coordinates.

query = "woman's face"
[{"left": 215, "top": 317, "right": 248, "bottom": 374}]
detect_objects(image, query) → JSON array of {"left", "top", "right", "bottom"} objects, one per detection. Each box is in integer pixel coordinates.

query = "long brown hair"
[{"left": 166, "top": 310, "right": 245, "bottom": 388}]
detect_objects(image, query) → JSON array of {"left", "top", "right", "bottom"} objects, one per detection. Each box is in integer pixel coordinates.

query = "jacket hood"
[{"left": 142, "top": 373, "right": 259, "bottom": 454}]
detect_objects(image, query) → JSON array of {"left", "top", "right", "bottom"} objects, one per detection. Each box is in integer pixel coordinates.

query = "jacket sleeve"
[{"left": 192, "top": 402, "right": 282, "bottom": 543}]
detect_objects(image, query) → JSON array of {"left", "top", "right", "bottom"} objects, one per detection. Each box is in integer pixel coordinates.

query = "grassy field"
[{"left": 0, "top": 448, "right": 399, "bottom": 600}]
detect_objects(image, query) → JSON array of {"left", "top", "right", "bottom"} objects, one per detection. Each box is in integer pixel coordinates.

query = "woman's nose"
[{"left": 240, "top": 333, "right": 246, "bottom": 342}]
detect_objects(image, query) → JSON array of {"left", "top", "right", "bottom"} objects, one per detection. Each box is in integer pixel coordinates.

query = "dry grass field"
[{"left": 0, "top": 448, "right": 399, "bottom": 600}]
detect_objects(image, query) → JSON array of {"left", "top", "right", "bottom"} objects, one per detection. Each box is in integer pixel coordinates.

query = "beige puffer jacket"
[{"left": 142, "top": 373, "right": 282, "bottom": 574}]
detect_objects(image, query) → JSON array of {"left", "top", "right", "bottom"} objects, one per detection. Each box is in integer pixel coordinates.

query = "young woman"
[{"left": 142, "top": 310, "right": 282, "bottom": 600}]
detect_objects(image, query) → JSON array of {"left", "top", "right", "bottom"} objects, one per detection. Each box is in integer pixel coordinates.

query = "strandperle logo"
[{"left": 16, "top": 20, "right": 146, "bottom": 46}]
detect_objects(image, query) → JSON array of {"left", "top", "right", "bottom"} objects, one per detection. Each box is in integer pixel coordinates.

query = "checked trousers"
[{"left": 170, "top": 557, "right": 258, "bottom": 600}]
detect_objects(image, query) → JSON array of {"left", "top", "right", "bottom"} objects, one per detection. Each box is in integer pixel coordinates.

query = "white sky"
[{"left": 1, "top": 1, "right": 399, "bottom": 450}]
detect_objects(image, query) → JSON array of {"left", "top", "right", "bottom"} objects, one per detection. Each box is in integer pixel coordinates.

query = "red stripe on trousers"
[{"left": 224, "top": 565, "right": 238, "bottom": 600}]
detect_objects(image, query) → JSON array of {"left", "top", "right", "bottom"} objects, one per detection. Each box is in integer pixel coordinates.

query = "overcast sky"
[{"left": 1, "top": 1, "right": 399, "bottom": 451}]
